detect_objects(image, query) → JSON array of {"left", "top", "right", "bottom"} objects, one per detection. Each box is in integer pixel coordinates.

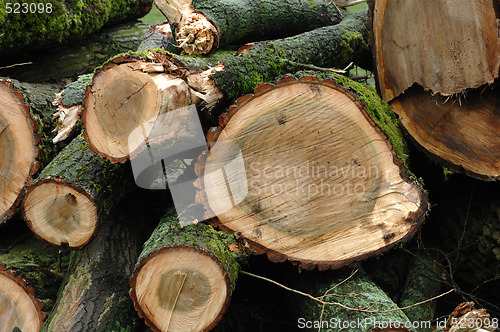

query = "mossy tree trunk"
[
  {"left": 156, "top": 0, "right": 343, "bottom": 54},
  {"left": 130, "top": 207, "right": 244, "bottom": 332},
  {"left": 0, "top": 226, "right": 69, "bottom": 314},
  {"left": 22, "top": 135, "right": 132, "bottom": 248},
  {"left": 289, "top": 266, "right": 415, "bottom": 332},
  {"left": 398, "top": 253, "right": 443, "bottom": 332},
  {"left": 0, "top": 0, "right": 153, "bottom": 54},
  {"left": 42, "top": 206, "right": 142, "bottom": 332},
  {"left": 0, "top": 20, "right": 152, "bottom": 83}
]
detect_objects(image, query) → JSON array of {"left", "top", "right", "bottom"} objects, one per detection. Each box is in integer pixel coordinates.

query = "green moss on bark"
[
  {"left": 0, "top": 0, "right": 153, "bottom": 53},
  {"left": 34, "top": 134, "right": 132, "bottom": 219},
  {"left": 42, "top": 211, "right": 141, "bottom": 332},
  {"left": 136, "top": 207, "right": 244, "bottom": 291},
  {"left": 189, "top": 0, "right": 342, "bottom": 49},
  {"left": 0, "top": 232, "right": 70, "bottom": 312},
  {"left": 290, "top": 266, "right": 414, "bottom": 332},
  {"left": 398, "top": 254, "right": 442, "bottom": 332}
]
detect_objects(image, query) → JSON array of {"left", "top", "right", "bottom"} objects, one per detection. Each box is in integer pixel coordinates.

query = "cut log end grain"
[
  {"left": 369, "top": 0, "right": 500, "bottom": 101},
  {"left": 0, "top": 81, "right": 38, "bottom": 223},
  {"left": 22, "top": 179, "right": 98, "bottom": 248},
  {"left": 391, "top": 84, "right": 500, "bottom": 181},
  {"left": 0, "top": 266, "right": 45, "bottom": 332},
  {"left": 82, "top": 55, "right": 221, "bottom": 162},
  {"left": 130, "top": 247, "right": 230, "bottom": 332},
  {"left": 197, "top": 76, "right": 427, "bottom": 269}
]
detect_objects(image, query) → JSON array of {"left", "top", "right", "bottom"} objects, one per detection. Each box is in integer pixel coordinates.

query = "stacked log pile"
[{"left": 0, "top": 0, "right": 499, "bottom": 331}]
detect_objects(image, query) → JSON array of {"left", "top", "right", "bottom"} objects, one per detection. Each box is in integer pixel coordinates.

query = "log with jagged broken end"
[
  {"left": 22, "top": 135, "right": 132, "bottom": 248},
  {"left": 0, "top": 80, "right": 39, "bottom": 223},
  {"left": 130, "top": 207, "right": 244, "bottom": 332},
  {"left": 82, "top": 11, "right": 371, "bottom": 162},
  {"left": 155, "top": 0, "right": 343, "bottom": 54},
  {"left": 0, "top": 266, "right": 45, "bottom": 332},
  {"left": 367, "top": 0, "right": 500, "bottom": 180},
  {"left": 195, "top": 75, "right": 427, "bottom": 270}
]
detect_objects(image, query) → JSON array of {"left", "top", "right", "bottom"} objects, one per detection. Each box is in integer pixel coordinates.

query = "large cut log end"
[
  {"left": 0, "top": 80, "right": 38, "bottom": 223},
  {"left": 130, "top": 247, "right": 231, "bottom": 332},
  {"left": 0, "top": 265, "right": 45, "bottom": 332},
  {"left": 130, "top": 208, "right": 241, "bottom": 332},
  {"left": 22, "top": 178, "right": 98, "bottom": 248},
  {"left": 368, "top": 0, "right": 500, "bottom": 101},
  {"left": 198, "top": 76, "right": 427, "bottom": 269},
  {"left": 390, "top": 84, "right": 500, "bottom": 181}
]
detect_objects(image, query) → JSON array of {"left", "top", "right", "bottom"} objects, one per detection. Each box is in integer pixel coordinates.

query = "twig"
[
  {"left": 333, "top": 0, "right": 367, "bottom": 8},
  {"left": 289, "top": 61, "right": 353, "bottom": 74},
  {"left": 0, "top": 62, "right": 33, "bottom": 70},
  {"left": 456, "top": 189, "right": 474, "bottom": 267},
  {"left": 318, "top": 268, "right": 358, "bottom": 331},
  {"left": 240, "top": 270, "right": 455, "bottom": 313}
]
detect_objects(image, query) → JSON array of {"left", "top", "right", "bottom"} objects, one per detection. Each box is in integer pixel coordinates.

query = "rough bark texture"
[
  {"left": 130, "top": 207, "right": 244, "bottom": 332},
  {"left": 196, "top": 74, "right": 426, "bottom": 269},
  {"left": 52, "top": 74, "right": 94, "bottom": 143},
  {"left": 398, "top": 254, "right": 442, "bottom": 332},
  {"left": 137, "top": 22, "right": 180, "bottom": 53},
  {"left": 0, "top": 20, "right": 151, "bottom": 83},
  {"left": 8, "top": 79, "right": 66, "bottom": 165},
  {"left": 0, "top": 222, "right": 69, "bottom": 314},
  {"left": 22, "top": 135, "right": 132, "bottom": 248},
  {"left": 189, "top": 9, "right": 372, "bottom": 103},
  {"left": 42, "top": 208, "right": 141, "bottom": 332},
  {"left": 157, "top": 0, "right": 343, "bottom": 54},
  {"left": 289, "top": 266, "right": 414, "bottom": 331},
  {"left": 81, "top": 11, "right": 371, "bottom": 161},
  {"left": 0, "top": 0, "right": 153, "bottom": 54}
]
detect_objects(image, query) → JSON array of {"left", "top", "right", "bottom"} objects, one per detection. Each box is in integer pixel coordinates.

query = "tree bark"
[
  {"left": 398, "top": 254, "right": 443, "bottom": 332},
  {"left": 195, "top": 74, "right": 427, "bottom": 269},
  {"left": 82, "top": 10, "right": 371, "bottom": 162},
  {"left": 0, "top": 0, "right": 153, "bottom": 54},
  {"left": 289, "top": 266, "right": 415, "bottom": 332},
  {"left": 0, "top": 224, "right": 69, "bottom": 331},
  {"left": 42, "top": 204, "right": 141, "bottom": 332},
  {"left": 367, "top": 0, "right": 500, "bottom": 180},
  {"left": 155, "top": 0, "right": 343, "bottom": 54},
  {"left": 0, "top": 20, "right": 152, "bottom": 83},
  {"left": 137, "top": 22, "right": 181, "bottom": 54},
  {"left": 130, "top": 207, "right": 244, "bottom": 332},
  {"left": 22, "top": 135, "right": 132, "bottom": 248}
]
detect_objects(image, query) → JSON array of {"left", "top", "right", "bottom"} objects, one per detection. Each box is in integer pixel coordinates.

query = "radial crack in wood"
[
  {"left": 0, "top": 81, "right": 38, "bottom": 223},
  {"left": 198, "top": 76, "right": 427, "bottom": 269},
  {"left": 369, "top": 0, "right": 500, "bottom": 101}
]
